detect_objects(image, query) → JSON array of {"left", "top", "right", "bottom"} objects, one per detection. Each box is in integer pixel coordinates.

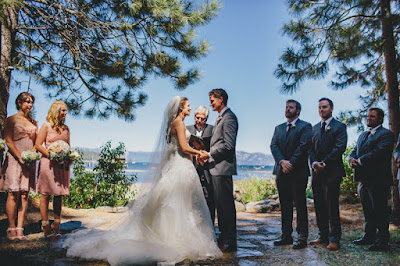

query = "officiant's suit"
[
  {"left": 270, "top": 119, "right": 312, "bottom": 243},
  {"left": 208, "top": 108, "right": 238, "bottom": 249},
  {"left": 350, "top": 125, "right": 394, "bottom": 246},
  {"left": 309, "top": 118, "right": 347, "bottom": 244},
  {"left": 187, "top": 123, "right": 215, "bottom": 223}
]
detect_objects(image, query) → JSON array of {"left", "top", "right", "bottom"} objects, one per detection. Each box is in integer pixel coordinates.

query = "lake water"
[{"left": 83, "top": 162, "right": 274, "bottom": 182}]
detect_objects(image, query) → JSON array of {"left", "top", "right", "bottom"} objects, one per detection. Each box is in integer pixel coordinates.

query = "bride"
[{"left": 63, "top": 96, "right": 222, "bottom": 265}]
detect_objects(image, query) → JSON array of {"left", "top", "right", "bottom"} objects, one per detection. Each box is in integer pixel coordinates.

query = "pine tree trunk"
[
  {"left": 380, "top": 0, "right": 400, "bottom": 223},
  {"left": 0, "top": 5, "right": 19, "bottom": 136}
]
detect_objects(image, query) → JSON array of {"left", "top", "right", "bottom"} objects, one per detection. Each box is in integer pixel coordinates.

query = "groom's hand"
[
  {"left": 198, "top": 151, "right": 209, "bottom": 165},
  {"left": 280, "top": 160, "right": 293, "bottom": 174}
]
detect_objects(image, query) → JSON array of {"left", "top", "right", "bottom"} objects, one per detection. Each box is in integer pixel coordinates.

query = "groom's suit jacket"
[
  {"left": 350, "top": 125, "right": 394, "bottom": 185},
  {"left": 309, "top": 118, "right": 347, "bottom": 180},
  {"left": 209, "top": 108, "right": 238, "bottom": 176},
  {"left": 270, "top": 119, "right": 312, "bottom": 178}
]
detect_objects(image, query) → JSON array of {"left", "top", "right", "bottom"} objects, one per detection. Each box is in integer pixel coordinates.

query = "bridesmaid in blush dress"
[
  {"left": 0, "top": 92, "right": 37, "bottom": 240},
  {"left": 36, "top": 101, "right": 70, "bottom": 238}
]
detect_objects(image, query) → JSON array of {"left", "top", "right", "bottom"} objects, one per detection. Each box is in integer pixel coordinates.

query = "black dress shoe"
[
  {"left": 353, "top": 238, "right": 376, "bottom": 245},
  {"left": 273, "top": 238, "right": 293, "bottom": 246},
  {"left": 368, "top": 242, "right": 390, "bottom": 251},
  {"left": 292, "top": 240, "right": 307, "bottom": 249},
  {"left": 219, "top": 243, "right": 237, "bottom": 252}
]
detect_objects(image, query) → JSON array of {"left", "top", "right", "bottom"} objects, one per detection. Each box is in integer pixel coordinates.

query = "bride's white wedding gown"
[{"left": 63, "top": 130, "right": 222, "bottom": 265}]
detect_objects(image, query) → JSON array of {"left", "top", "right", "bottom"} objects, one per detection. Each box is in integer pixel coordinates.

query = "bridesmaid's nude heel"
[
  {"left": 51, "top": 219, "right": 62, "bottom": 238},
  {"left": 41, "top": 220, "right": 54, "bottom": 239},
  {"left": 6, "top": 228, "right": 18, "bottom": 240},
  {"left": 16, "top": 227, "right": 27, "bottom": 240}
]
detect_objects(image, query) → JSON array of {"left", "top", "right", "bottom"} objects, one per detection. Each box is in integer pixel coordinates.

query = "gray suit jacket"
[
  {"left": 309, "top": 118, "right": 347, "bottom": 179},
  {"left": 270, "top": 119, "right": 312, "bottom": 178},
  {"left": 350, "top": 126, "right": 395, "bottom": 185},
  {"left": 208, "top": 108, "right": 238, "bottom": 176}
]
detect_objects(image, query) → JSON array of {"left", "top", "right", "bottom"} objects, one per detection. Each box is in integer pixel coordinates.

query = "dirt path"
[{"left": 0, "top": 199, "right": 399, "bottom": 265}]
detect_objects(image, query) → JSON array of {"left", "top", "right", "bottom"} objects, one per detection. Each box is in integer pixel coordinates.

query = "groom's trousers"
[{"left": 212, "top": 175, "right": 237, "bottom": 246}]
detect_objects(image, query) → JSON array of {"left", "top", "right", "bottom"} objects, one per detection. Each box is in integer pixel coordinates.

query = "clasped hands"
[
  {"left": 280, "top": 160, "right": 293, "bottom": 174},
  {"left": 313, "top": 161, "right": 325, "bottom": 174},
  {"left": 349, "top": 158, "right": 360, "bottom": 168},
  {"left": 196, "top": 150, "right": 209, "bottom": 166}
]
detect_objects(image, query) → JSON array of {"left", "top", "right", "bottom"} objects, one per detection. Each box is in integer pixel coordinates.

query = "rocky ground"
[{"left": 0, "top": 197, "right": 400, "bottom": 265}]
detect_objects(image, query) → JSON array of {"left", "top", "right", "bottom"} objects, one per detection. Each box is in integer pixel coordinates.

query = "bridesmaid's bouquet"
[
  {"left": 0, "top": 139, "right": 5, "bottom": 151},
  {"left": 67, "top": 149, "right": 81, "bottom": 163},
  {"left": 21, "top": 150, "right": 41, "bottom": 166},
  {"left": 48, "top": 140, "right": 70, "bottom": 163}
]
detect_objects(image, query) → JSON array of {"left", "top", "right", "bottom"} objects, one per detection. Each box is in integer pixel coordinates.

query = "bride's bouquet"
[
  {"left": 21, "top": 150, "right": 41, "bottom": 166},
  {"left": 48, "top": 140, "right": 70, "bottom": 163},
  {"left": 0, "top": 139, "right": 5, "bottom": 151}
]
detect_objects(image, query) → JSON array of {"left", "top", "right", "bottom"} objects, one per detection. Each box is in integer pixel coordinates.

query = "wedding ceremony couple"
[{"left": 64, "top": 88, "right": 238, "bottom": 264}]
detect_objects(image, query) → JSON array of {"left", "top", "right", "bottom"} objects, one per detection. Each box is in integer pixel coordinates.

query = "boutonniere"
[
  {"left": 217, "top": 116, "right": 223, "bottom": 122},
  {"left": 326, "top": 126, "right": 331, "bottom": 131},
  {"left": 371, "top": 131, "right": 376, "bottom": 135},
  {"left": 291, "top": 123, "right": 296, "bottom": 128}
]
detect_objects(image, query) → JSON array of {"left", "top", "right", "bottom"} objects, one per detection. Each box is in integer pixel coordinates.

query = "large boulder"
[
  {"left": 235, "top": 200, "right": 246, "bottom": 212},
  {"left": 245, "top": 199, "right": 280, "bottom": 213}
]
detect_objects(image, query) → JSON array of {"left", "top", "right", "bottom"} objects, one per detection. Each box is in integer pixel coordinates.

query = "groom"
[{"left": 199, "top": 88, "right": 238, "bottom": 252}]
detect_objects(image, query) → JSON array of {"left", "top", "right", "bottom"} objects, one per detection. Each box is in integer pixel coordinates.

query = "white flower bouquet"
[
  {"left": 0, "top": 139, "right": 5, "bottom": 150},
  {"left": 48, "top": 140, "right": 70, "bottom": 163},
  {"left": 21, "top": 150, "right": 41, "bottom": 165},
  {"left": 67, "top": 149, "right": 81, "bottom": 163}
]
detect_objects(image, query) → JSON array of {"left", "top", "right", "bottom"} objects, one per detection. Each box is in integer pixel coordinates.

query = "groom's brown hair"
[{"left": 209, "top": 88, "right": 228, "bottom": 106}]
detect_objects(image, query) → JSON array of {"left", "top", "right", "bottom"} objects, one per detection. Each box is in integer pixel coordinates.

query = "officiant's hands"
[{"left": 196, "top": 150, "right": 209, "bottom": 165}]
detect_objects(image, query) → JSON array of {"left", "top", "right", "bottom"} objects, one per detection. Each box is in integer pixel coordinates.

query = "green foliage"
[
  {"left": 65, "top": 142, "right": 136, "bottom": 208},
  {"left": 340, "top": 145, "right": 359, "bottom": 202},
  {"left": 235, "top": 176, "right": 277, "bottom": 204},
  {"left": 276, "top": 0, "right": 399, "bottom": 126},
  {"left": 5, "top": 0, "right": 221, "bottom": 121}
]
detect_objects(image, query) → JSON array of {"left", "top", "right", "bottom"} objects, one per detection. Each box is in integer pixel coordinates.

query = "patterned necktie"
[{"left": 321, "top": 121, "right": 326, "bottom": 136}]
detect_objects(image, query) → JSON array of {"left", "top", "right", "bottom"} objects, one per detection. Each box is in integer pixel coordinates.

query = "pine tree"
[
  {"left": 275, "top": 0, "right": 400, "bottom": 221},
  {"left": 0, "top": 0, "right": 220, "bottom": 125}
]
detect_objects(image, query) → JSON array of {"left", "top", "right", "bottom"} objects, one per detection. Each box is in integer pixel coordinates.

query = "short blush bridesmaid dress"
[{"left": 36, "top": 123, "right": 70, "bottom": 196}]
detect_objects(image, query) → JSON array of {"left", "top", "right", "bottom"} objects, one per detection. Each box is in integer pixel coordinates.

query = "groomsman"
[
  {"left": 187, "top": 106, "right": 215, "bottom": 223},
  {"left": 200, "top": 88, "right": 239, "bottom": 252},
  {"left": 270, "top": 99, "right": 312, "bottom": 249},
  {"left": 309, "top": 98, "right": 347, "bottom": 250},
  {"left": 350, "top": 108, "right": 395, "bottom": 251}
]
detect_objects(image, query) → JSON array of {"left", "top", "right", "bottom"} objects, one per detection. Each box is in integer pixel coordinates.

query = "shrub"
[
  {"left": 235, "top": 175, "right": 277, "bottom": 204},
  {"left": 340, "top": 145, "right": 359, "bottom": 202},
  {"left": 65, "top": 141, "right": 136, "bottom": 208}
]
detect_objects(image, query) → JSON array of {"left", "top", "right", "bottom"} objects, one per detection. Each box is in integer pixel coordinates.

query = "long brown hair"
[{"left": 15, "top": 92, "right": 37, "bottom": 126}]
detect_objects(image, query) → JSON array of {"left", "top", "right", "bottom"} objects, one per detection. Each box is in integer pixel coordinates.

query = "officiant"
[{"left": 187, "top": 106, "right": 215, "bottom": 224}]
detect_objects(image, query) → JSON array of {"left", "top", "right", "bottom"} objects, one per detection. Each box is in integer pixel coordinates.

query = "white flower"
[
  {"left": 68, "top": 149, "right": 81, "bottom": 161},
  {"left": 21, "top": 150, "right": 41, "bottom": 164},
  {"left": 0, "top": 139, "right": 5, "bottom": 150},
  {"left": 371, "top": 131, "right": 376, "bottom": 135},
  {"left": 48, "top": 140, "right": 70, "bottom": 162},
  {"left": 326, "top": 126, "right": 331, "bottom": 131}
]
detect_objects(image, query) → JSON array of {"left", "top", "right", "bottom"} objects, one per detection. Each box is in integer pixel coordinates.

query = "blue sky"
[{"left": 9, "top": 0, "right": 385, "bottom": 154}]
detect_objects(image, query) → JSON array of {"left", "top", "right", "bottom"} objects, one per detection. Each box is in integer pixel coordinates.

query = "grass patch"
[{"left": 314, "top": 228, "right": 400, "bottom": 265}]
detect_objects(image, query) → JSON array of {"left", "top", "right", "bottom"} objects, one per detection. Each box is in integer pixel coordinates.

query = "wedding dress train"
[{"left": 63, "top": 130, "right": 222, "bottom": 265}]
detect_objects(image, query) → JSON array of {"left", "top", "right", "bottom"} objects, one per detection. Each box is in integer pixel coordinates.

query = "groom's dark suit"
[
  {"left": 350, "top": 125, "right": 394, "bottom": 244},
  {"left": 270, "top": 119, "right": 312, "bottom": 242},
  {"left": 187, "top": 124, "right": 215, "bottom": 223},
  {"left": 309, "top": 118, "right": 347, "bottom": 244},
  {"left": 208, "top": 108, "right": 238, "bottom": 248}
]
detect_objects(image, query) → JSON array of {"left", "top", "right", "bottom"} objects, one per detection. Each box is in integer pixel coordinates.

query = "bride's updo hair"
[{"left": 177, "top": 97, "right": 188, "bottom": 116}]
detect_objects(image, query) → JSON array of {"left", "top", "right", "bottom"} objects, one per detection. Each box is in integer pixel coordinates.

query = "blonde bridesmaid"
[
  {"left": 36, "top": 101, "right": 70, "bottom": 238},
  {"left": 0, "top": 92, "right": 37, "bottom": 240}
]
